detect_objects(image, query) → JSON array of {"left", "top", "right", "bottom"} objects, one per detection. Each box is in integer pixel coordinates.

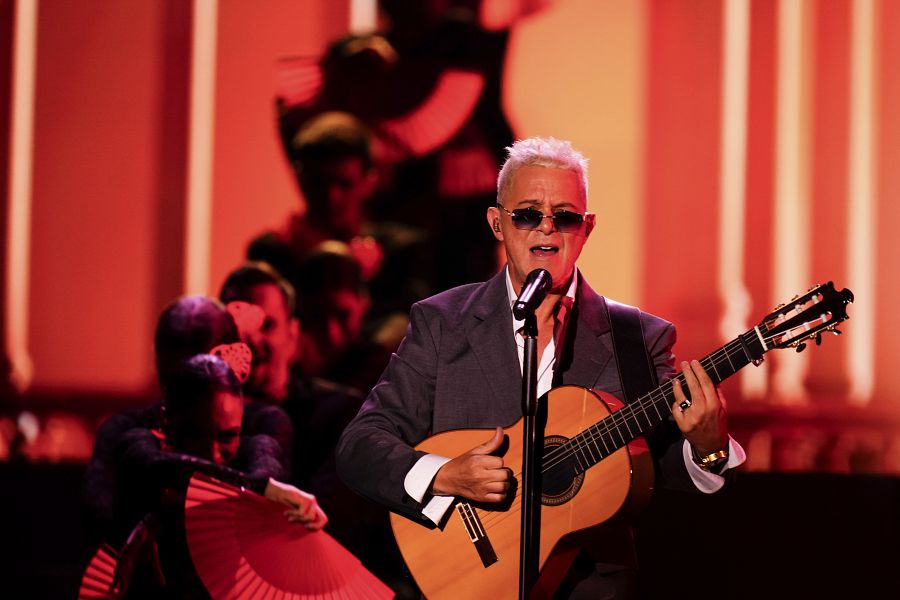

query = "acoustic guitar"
[{"left": 390, "top": 282, "right": 853, "bottom": 599}]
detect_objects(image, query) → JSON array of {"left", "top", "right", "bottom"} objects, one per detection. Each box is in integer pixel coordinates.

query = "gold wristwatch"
[{"left": 692, "top": 445, "right": 729, "bottom": 470}]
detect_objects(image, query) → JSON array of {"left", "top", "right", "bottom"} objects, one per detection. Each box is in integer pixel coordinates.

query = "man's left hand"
[{"left": 671, "top": 360, "right": 729, "bottom": 456}]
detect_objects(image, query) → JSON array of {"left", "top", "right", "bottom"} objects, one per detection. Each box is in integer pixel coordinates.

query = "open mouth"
[{"left": 530, "top": 245, "right": 559, "bottom": 257}]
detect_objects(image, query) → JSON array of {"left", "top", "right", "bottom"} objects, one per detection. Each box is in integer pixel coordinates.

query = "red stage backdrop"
[{"left": 3, "top": 0, "right": 899, "bottom": 470}]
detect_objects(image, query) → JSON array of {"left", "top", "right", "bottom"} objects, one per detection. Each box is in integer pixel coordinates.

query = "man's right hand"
[{"left": 431, "top": 427, "right": 511, "bottom": 502}]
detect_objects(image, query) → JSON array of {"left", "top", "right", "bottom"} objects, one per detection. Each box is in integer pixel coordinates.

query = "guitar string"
[
  {"left": 539, "top": 334, "right": 752, "bottom": 474},
  {"left": 477, "top": 325, "right": 793, "bottom": 529},
  {"left": 478, "top": 339, "right": 751, "bottom": 529},
  {"left": 483, "top": 306, "right": 845, "bottom": 530},
  {"left": 547, "top": 316, "right": 827, "bottom": 472},
  {"left": 479, "top": 310, "right": 842, "bottom": 530},
  {"left": 507, "top": 294, "right": 830, "bottom": 487},
  {"left": 478, "top": 335, "right": 753, "bottom": 529}
]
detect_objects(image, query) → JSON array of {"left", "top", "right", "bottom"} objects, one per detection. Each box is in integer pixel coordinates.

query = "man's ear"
[
  {"left": 487, "top": 206, "right": 503, "bottom": 241},
  {"left": 584, "top": 213, "right": 597, "bottom": 238}
]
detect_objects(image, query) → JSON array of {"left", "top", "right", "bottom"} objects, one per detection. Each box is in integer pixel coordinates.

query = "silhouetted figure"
[
  {"left": 219, "top": 261, "right": 416, "bottom": 598},
  {"left": 250, "top": 112, "right": 432, "bottom": 330},
  {"left": 110, "top": 354, "right": 324, "bottom": 599},
  {"left": 81, "top": 296, "right": 293, "bottom": 546},
  {"left": 275, "top": 1, "right": 558, "bottom": 290}
]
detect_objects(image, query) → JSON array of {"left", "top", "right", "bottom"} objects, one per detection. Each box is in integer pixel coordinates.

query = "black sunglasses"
[{"left": 496, "top": 203, "right": 587, "bottom": 233}]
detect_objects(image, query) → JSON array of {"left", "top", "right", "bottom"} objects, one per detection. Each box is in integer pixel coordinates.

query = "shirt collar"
[{"left": 505, "top": 266, "right": 579, "bottom": 332}]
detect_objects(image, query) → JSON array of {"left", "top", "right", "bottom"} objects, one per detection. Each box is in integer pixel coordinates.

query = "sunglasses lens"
[
  {"left": 502, "top": 205, "right": 585, "bottom": 232},
  {"left": 553, "top": 211, "right": 584, "bottom": 232},
  {"left": 510, "top": 209, "right": 543, "bottom": 230}
]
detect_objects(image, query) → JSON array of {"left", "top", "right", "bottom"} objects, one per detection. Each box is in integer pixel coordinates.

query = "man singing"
[{"left": 336, "top": 137, "right": 745, "bottom": 598}]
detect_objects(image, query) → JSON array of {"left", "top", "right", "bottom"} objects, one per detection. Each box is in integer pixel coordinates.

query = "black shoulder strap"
[{"left": 604, "top": 298, "right": 658, "bottom": 404}]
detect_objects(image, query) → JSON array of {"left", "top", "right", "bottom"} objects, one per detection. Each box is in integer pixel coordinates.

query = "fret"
[
  {"left": 587, "top": 435, "right": 604, "bottom": 462},
  {"left": 597, "top": 427, "right": 619, "bottom": 456},
  {"left": 585, "top": 435, "right": 606, "bottom": 463},
  {"left": 657, "top": 379, "right": 679, "bottom": 417},
  {"left": 634, "top": 401, "right": 654, "bottom": 430},
  {"left": 572, "top": 438, "right": 590, "bottom": 470},
  {"left": 612, "top": 417, "right": 627, "bottom": 447},
  {"left": 602, "top": 420, "right": 623, "bottom": 451},
  {"left": 582, "top": 433, "right": 598, "bottom": 463},
  {"left": 737, "top": 331, "right": 753, "bottom": 362},
  {"left": 650, "top": 394, "right": 664, "bottom": 419},
  {"left": 580, "top": 434, "right": 598, "bottom": 466},
  {"left": 596, "top": 427, "right": 611, "bottom": 455},
  {"left": 619, "top": 410, "right": 634, "bottom": 439},
  {"left": 632, "top": 407, "right": 650, "bottom": 431},
  {"left": 569, "top": 440, "right": 585, "bottom": 471},
  {"left": 704, "top": 355, "right": 721, "bottom": 382},
  {"left": 570, "top": 429, "right": 597, "bottom": 472},
  {"left": 722, "top": 344, "right": 736, "bottom": 372}
]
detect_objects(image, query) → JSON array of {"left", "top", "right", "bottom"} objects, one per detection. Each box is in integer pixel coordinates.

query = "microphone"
[{"left": 513, "top": 269, "right": 552, "bottom": 320}]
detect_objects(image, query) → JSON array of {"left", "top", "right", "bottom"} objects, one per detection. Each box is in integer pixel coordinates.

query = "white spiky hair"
[{"left": 496, "top": 137, "right": 589, "bottom": 205}]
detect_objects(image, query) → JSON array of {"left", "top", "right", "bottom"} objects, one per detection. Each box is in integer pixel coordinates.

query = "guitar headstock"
[{"left": 759, "top": 282, "right": 853, "bottom": 352}]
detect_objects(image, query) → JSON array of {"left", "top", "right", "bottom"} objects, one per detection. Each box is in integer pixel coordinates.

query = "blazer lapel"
[
  {"left": 461, "top": 271, "right": 619, "bottom": 417},
  {"left": 465, "top": 272, "right": 523, "bottom": 422},
  {"left": 558, "top": 276, "right": 615, "bottom": 391}
]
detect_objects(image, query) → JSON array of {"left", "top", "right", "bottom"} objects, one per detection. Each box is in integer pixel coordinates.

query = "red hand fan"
[
  {"left": 77, "top": 544, "right": 118, "bottom": 600},
  {"left": 185, "top": 473, "right": 395, "bottom": 600},
  {"left": 275, "top": 54, "right": 485, "bottom": 162},
  {"left": 209, "top": 342, "right": 253, "bottom": 384},
  {"left": 378, "top": 69, "right": 485, "bottom": 158}
]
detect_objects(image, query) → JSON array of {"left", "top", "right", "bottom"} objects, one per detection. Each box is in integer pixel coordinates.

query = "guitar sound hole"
[{"left": 541, "top": 435, "right": 584, "bottom": 506}]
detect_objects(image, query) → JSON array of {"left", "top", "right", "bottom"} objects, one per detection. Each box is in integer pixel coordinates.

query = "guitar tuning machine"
[
  {"left": 815, "top": 333, "right": 822, "bottom": 346},
  {"left": 796, "top": 342, "right": 807, "bottom": 353}
]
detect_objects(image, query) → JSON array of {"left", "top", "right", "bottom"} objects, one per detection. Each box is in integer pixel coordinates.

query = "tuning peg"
[
  {"left": 815, "top": 333, "right": 822, "bottom": 346},
  {"left": 832, "top": 328, "right": 842, "bottom": 335},
  {"left": 796, "top": 343, "right": 807, "bottom": 353}
]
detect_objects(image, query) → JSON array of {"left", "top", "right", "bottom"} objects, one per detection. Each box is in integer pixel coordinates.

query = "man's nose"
[{"left": 537, "top": 213, "right": 556, "bottom": 234}]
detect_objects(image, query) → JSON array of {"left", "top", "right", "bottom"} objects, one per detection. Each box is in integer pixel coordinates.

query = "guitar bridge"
[{"left": 456, "top": 502, "right": 498, "bottom": 568}]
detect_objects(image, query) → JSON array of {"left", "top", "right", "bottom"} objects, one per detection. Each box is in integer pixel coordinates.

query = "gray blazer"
[{"left": 336, "top": 270, "right": 694, "bottom": 523}]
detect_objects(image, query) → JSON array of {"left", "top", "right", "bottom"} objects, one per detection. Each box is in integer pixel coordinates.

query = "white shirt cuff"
[
  {"left": 405, "top": 453, "right": 455, "bottom": 525},
  {"left": 682, "top": 436, "right": 747, "bottom": 493},
  {"left": 421, "top": 495, "right": 456, "bottom": 525}
]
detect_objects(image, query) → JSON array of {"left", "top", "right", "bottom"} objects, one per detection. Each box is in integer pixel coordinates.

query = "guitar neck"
[{"left": 560, "top": 327, "right": 767, "bottom": 474}]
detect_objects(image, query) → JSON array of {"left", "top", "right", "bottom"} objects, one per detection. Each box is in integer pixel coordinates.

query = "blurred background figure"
[
  {"left": 275, "top": 0, "right": 553, "bottom": 292},
  {"left": 294, "top": 243, "right": 401, "bottom": 393},
  {"left": 249, "top": 111, "right": 432, "bottom": 332},
  {"left": 219, "top": 261, "right": 415, "bottom": 597},
  {"left": 80, "top": 295, "right": 292, "bottom": 547},
  {"left": 110, "top": 354, "right": 323, "bottom": 599}
]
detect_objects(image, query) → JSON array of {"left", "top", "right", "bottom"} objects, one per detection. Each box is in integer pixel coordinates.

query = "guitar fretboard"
[{"left": 542, "top": 326, "right": 769, "bottom": 477}]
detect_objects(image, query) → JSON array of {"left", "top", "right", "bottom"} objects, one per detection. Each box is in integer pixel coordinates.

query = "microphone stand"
[{"left": 519, "top": 311, "right": 541, "bottom": 600}]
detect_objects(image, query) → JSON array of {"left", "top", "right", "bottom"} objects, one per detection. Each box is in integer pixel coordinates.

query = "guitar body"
[{"left": 390, "top": 385, "right": 654, "bottom": 600}]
